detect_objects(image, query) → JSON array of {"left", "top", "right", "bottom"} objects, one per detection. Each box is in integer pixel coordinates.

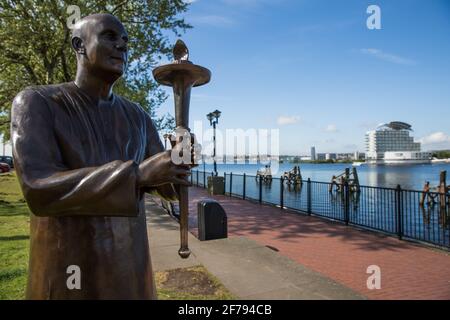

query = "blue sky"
[
  {"left": 2, "top": 0, "right": 449, "bottom": 156},
  {"left": 156, "top": 0, "right": 450, "bottom": 155}
]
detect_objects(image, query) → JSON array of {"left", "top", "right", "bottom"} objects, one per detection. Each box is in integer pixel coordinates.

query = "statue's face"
[{"left": 82, "top": 16, "right": 129, "bottom": 80}]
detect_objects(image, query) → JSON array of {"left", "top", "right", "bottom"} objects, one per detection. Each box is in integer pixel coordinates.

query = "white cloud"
[
  {"left": 360, "top": 48, "right": 416, "bottom": 65},
  {"left": 419, "top": 132, "right": 450, "bottom": 150},
  {"left": 277, "top": 115, "right": 300, "bottom": 125},
  {"left": 325, "top": 124, "right": 338, "bottom": 132},
  {"left": 189, "top": 15, "right": 235, "bottom": 27}
]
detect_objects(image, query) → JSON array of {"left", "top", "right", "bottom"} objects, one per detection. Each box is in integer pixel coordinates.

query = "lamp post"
[{"left": 207, "top": 109, "right": 221, "bottom": 176}]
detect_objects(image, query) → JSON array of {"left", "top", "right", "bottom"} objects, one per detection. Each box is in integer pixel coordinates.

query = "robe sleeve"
[{"left": 11, "top": 89, "right": 140, "bottom": 217}]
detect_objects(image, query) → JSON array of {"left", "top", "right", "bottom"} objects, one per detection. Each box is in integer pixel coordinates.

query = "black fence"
[
  {"left": 191, "top": 170, "right": 450, "bottom": 250},
  {"left": 190, "top": 170, "right": 214, "bottom": 189}
]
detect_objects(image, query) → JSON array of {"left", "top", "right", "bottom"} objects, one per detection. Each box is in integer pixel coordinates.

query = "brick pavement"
[{"left": 186, "top": 187, "right": 450, "bottom": 300}]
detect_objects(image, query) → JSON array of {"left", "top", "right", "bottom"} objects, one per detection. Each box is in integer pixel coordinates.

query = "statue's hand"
[
  {"left": 156, "top": 184, "right": 179, "bottom": 201},
  {"left": 137, "top": 150, "right": 191, "bottom": 188},
  {"left": 168, "top": 132, "right": 201, "bottom": 168}
]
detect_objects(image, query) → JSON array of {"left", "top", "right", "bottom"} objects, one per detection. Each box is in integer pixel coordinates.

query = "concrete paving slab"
[
  {"left": 188, "top": 187, "right": 450, "bottom": 300},
  {"left": 146, "top": 197, "right": 364, "bottom": 300},
  {"left": 191, "top": 237, "right": 364, "bottom": 300},
  {"left": 150, "top": 245, "right": 200, "bottom": 272}
]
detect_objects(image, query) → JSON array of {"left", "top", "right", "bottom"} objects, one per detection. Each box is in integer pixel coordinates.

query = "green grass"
[
  {"left": 0, "top": 174, "right": 235, "bottom": 300},
  {"left": 0, "top": 173, "right": 30, "bottom": 300}
]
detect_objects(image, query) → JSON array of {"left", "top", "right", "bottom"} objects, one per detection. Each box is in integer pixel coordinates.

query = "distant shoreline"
[{"left": 279, "top": 160, "right": 364, "bottom": 164}]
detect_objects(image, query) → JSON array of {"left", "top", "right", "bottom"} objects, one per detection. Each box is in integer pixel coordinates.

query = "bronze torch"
[{"left": 153, "top": 40, "right": 211, "bottom": 258}]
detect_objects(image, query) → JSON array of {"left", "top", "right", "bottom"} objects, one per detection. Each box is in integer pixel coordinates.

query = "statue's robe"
[{"left": 11, "top": 82, "right": 167, "bottom": 299}]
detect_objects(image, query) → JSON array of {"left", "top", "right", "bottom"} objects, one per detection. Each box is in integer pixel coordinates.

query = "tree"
[
  {"left": 432, "top": 150, "right": 450, "bottom": 159},
  {"left": 0, "top": 0, "right": 189, "bottom": 141}
]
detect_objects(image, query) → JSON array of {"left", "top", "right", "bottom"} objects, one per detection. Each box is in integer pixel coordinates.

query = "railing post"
[
  {"left": 203, "top": 170, "right": 206, "bottom": 187},
  {"left": 243, "top": 173, "right": 246, "bottom": 200},
  {"left": 197, "top": 170, "right": 199, "bottom": 187},
  {"left": 229, "top": 172, "right": 233, "bottom": 196},
  {"left": 396, "top": 184, "right": 403, "bottom": 240},
  {"left": 191, "top": 170, "right": 194, "bottom": 184},
  {"left": 448, "top": 194, "right": 450, "bottom": 249},
  {"left": 344, "top": 181, "right": 350, "bottom": 225},
  {"left": 307, "top": 178, "right": 312, "bottom": 215},
  {"left": 259, "top": 176, "right": 262, "bottom": 204},
  {"left": 223, "top": 172, "right": 226, "bottom": 194},
  {"left": 280, "top": 177, "right": 284, "bottom": 210}
]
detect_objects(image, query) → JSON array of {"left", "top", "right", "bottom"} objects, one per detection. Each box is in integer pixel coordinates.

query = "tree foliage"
[
  {"left": 0, "top": 0, "right": 189, "bottom": 141},
  {"left": 432, "top": 150, "right": 450, "bottom": 159}
]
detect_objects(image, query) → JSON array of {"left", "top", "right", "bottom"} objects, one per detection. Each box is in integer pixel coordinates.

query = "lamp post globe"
[
  {"left": 212, "top": 109, "right": 221, "bottom": 122},
  {"left": 207, "top": 112, "right": 214, "bottom": 125}
]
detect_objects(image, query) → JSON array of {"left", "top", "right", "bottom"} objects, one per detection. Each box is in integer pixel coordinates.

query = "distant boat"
[
  {"left": 352, "top": 162, "right": 364, "bottom": 166},
  {"left": 431, "top": 158, "right": 450, "bottom": 164}
]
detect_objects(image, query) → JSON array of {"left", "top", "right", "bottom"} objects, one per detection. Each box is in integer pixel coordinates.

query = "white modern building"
[
  {"left": 365, "top": 121, "right": 431, "bottom": 165},
  {"left": 325, "top": 153, "right": 337, "bottom": 160}
]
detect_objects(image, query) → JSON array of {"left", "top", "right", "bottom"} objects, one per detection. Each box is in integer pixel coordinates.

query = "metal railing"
[
  {"left": 191, "top": 170, "right": 214, "bottom": 188},
  {"left": 191, "top": 170, "right": 450, "bottom": 249}
]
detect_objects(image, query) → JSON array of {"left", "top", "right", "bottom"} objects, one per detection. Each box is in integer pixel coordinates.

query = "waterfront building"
[
  {"left": 365, "top": 121, "right": 431, "bottom": 164},
  {"left": 279, "top": 155, "right": 297, "bottom": 162},
  {"left": 336, "top": 153, "right": 354, "bottom": 161},
  {"left": 311, "top": 146, "right": 316, "bottom": 161},
  {"left": 317, "top": 153, "right": 326, "bottom": 161}
]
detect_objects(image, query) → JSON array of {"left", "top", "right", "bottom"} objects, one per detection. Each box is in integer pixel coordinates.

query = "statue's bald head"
[
  {"left": 71, "top": 13, "right": 129, "bottom": 82},
  {"left": 72, "top": 14, "right": 123, "bottom": 42}
]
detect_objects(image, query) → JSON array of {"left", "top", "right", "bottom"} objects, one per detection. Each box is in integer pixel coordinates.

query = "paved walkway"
[
  {"left": 146, "top": 198, "right": 364, "bottom": 300},
  {"left": 185, "top": 187, "right": 450, "bottom": 300}
]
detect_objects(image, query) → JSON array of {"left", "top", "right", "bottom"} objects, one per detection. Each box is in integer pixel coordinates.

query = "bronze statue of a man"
[{"left": 11, "top": 13, "right": 190, "bottom": 299}]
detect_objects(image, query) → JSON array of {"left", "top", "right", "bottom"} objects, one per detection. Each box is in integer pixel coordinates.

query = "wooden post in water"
[
  {"left": 352, "top": 167, "right": 361, "bottom": 193},
  {"left": 297, "top": 165, "right": 303, "bottom": 185},
  {"left": 420, "top": 182, "right": 429, "bottom": 206}
]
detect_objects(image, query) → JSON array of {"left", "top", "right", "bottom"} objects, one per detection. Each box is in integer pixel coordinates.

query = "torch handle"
[
  {"left": 178, "top": 184, "right": 190, "bottom": 258},
  {"left": 176, "top": 127, "right": 192, "bottom": 259},
  {"left": 153, "top": 57, "right": 211, "bottom": 260},
  {"left": 172, "top": 77, "right": 192, "bottom": 259}
]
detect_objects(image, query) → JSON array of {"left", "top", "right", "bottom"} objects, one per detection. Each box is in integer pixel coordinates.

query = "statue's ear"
[{"left": 71, "top": 36, "right": 85, "bottom": 54}]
